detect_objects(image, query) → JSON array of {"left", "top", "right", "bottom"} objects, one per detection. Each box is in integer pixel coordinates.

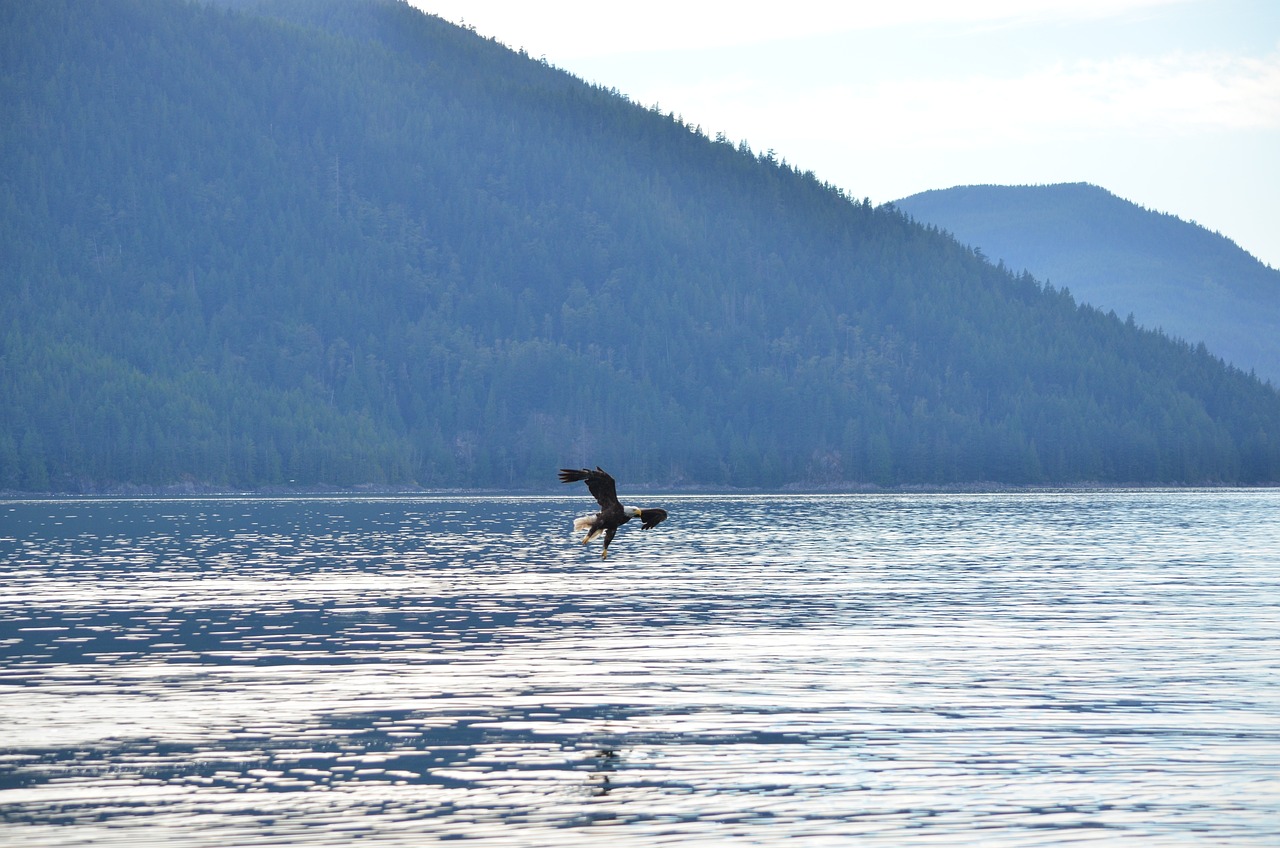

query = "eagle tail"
[{"left": 574, "top": 514, "right": 602, "bottom": 542}]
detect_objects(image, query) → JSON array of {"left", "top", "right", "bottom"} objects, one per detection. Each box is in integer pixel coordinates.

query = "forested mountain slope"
[
  {"left": 3, "top": 0, "right": 1279, "bottom": 491},
  {"left": 894, "top": 183, "right": 1280, "bottom": 385}
]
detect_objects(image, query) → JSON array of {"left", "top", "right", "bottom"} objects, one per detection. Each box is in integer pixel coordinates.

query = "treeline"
[{"left": 2, "top": 0, "right": 1279, "bottom": 491}]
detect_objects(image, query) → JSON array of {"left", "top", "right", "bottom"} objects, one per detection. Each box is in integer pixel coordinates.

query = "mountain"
[
  {"left": 3, "top": 0, "right": 1279, "bottom": 491},
  {"left": 893, "top": 183, "right": 1280, "bottom": 385}
]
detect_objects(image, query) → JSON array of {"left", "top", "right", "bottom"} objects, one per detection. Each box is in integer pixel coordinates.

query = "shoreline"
[{"left": 3, "top": 480, "right": 1276, "bottom": 499}]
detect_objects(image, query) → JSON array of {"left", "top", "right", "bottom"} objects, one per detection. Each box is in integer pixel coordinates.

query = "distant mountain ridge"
[
  {"left": 893, "top": 183, "right": 1280, "bottom": 384},
  {"left": 2, "top": 0, "right": 1279, "bottom": 490}
]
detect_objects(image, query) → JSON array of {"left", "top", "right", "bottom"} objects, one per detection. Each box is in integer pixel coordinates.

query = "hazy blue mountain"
[
  {"left": 3, "top": 0, "right": 1279, "bottom": 491},
  {"left": 894, "top": 183, "right": 1280, "bottom": 384}
]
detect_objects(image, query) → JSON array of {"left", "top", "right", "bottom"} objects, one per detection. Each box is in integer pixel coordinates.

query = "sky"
[{"left": 411, "top": 0, "right": 1280, "bottom": 270}]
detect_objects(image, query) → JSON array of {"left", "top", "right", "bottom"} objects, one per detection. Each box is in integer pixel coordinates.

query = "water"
[{"left": 1, "top": 491, "right": 1278, "bottom": 846}]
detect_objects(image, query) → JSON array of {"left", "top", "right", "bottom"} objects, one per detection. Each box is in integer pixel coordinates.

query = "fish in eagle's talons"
[{"left": 559, "top": 466, "right": 668, "bottom": 559}]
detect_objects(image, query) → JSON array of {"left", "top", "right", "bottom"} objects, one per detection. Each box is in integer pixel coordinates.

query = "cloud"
[
  {"left": 415, "top": 0, "right": 1192, "bottom": 59},
  {"left": 650, "top": 50, "right": 1280, "bottom": 155}
]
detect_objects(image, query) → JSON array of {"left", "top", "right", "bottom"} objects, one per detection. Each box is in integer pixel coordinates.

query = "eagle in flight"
[{"left": 559, "top": 467, "right": 668, "bottom": 559}]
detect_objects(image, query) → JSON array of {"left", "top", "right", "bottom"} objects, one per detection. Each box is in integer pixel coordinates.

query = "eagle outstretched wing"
[{"left": 558, "top": 467, "right": 620, "bottom": 510}]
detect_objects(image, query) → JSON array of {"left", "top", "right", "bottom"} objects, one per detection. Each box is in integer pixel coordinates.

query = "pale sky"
[{"left": 411, "top": 0, "right": 1280, "bottom": 269}]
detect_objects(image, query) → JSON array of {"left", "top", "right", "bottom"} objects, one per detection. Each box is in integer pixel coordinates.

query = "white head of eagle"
[{"left": 559, "top": 467, "right": 668, "bottom": 559}]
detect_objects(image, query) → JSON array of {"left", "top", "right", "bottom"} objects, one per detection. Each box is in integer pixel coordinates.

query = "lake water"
[{"left": 2, "top": 491, "right": 1279, "bottom": 846}]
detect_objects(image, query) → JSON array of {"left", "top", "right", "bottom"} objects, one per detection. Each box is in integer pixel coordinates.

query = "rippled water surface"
[{"left": 2, "top": 491, "right": 1279, "bottom": 845}]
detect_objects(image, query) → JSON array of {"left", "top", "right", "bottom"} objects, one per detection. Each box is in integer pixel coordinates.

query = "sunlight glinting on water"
[{"left": 2, "top": 492, "right": 1279, "bottom": 846}]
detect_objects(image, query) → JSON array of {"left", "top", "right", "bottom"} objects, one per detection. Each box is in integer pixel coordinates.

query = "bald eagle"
[{"left": 559, "top": 467, "right": 668, "bottom": 559}]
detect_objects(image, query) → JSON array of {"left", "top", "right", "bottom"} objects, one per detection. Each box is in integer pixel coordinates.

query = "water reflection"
[{"left": 1, "top": 492, "right": 1279, "bottom": 846}]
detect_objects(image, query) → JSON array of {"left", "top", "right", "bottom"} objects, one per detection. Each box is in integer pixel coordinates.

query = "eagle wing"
[
  {"left": 639, "top": 508, "right": 668, "bottom": 530},
  {"left": 558, "top": 466, "right": 621, "bottom": 510}
]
